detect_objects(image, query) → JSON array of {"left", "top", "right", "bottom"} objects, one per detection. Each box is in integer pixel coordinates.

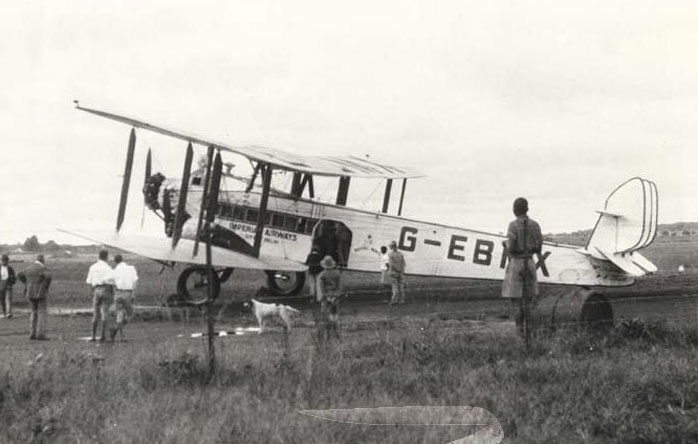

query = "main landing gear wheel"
[
  {"left": 265, "top": 270, "right": 306, "bottom": 296},
  {"left": 176, "top": 266, "right": 233, "bottom": 305}
]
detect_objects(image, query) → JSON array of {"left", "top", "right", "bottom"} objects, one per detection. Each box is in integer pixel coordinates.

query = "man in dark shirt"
[{"left": 502, "top": 197, "right": 543, "bottom": 335}]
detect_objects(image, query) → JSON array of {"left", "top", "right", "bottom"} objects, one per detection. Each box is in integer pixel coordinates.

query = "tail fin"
[{"left": 583, "top": 177, "right": 658, "bottom": 276}]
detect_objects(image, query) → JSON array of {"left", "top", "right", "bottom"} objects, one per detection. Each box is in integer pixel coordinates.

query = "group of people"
[
  {"left": 2, "top": 197, "right": 538, "bottom": 345},
  {"left": 0, "top": 250, "right": 139, "bottom": 342},
  {"left": 86, "top": 250, "right": 139, "bottom": 342},
  {"left": 0, "top": 253, "right": 53, "bottom": 340},
  {"left": 305, "top": 237, "right": 407, "bottom": 340},
  {"left": 302, "top": 196, "right": 542, "bottom": 342}
]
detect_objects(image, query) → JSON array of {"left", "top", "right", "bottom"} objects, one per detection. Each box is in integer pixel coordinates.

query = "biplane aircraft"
[{"left": 62, "top": 102, "right": 659, "bottom": 305}]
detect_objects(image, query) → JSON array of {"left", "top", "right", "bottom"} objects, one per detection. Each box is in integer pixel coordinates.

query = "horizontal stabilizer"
[
  {"left": 595, "top": 210, "right": 624, "bottom": 218},
  {"left": 594, "top": 247, "right": 646, "bottom": 277},
  {"left": 58, "top": 229, "right": 307, "bottom": 272},
  {"left": 628, "top": 251, "right": 658, "bottom": 274}
]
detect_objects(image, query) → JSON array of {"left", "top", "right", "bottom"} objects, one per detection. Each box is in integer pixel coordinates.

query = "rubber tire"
[
  {"left": 176, "top": 265, "right": 222, "bottom": 305},
  {"left": 265, "top": 270, "right": 306, "bottom": 296}
]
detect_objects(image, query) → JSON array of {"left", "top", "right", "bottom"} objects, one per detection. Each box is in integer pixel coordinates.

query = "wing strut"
[
  {"left": 116, "top": 128, "right": 136, "bottom": 232},
  {"left": 246, "top": 163, "right": 262, "bottom": 193},
  {"left": 381, "top": 179, "right": 393, "bottom": 213},
  {"left": 398, "top": 178, "right": 407, "bottom": 216},
  {"left": 336, "top": 176, "right": 350, "bottom": 205},
  {"left": 193, "top": 145, "right": 215, "bottom": 257},
  {"left": 172, "top": 142, "right": 193, "bottom": 248},
  {"left": 253, "top": 163, "right": 272, "bottom": 257}
]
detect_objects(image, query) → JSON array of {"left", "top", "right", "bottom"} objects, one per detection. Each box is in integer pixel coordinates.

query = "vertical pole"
[
  {"left": 193, "top": 146, "right": 215, "bottom": 257},
  {"left": 522, "top": 219, "right": 530, "bottom": 351},
  {"left": 206, "top": 234, "right": 216, "bottom": 379},
  {"left": 204, "top": 152, "right": 222, "bottom": 380}
]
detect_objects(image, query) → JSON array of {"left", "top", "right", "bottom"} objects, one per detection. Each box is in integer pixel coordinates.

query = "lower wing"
[{"left": 58, "top": 229, "right": 307, "bottom": 272}]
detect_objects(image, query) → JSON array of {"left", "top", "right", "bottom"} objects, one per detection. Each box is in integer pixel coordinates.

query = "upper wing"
[
  {"left": 75, "top": 103, "right": 424, "bottom": 180},
  {"left": 59, "top": 229, "right": 307, "bottom": 272}
]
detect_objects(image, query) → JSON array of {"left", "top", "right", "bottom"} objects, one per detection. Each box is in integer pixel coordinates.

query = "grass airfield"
[{"left": 0, "top": 243, "right": 696, "bottom": 443}]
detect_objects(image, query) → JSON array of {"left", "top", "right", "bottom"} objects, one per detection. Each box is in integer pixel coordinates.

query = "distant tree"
[
  {"left": 23, "top": 235, "right": 40, "bottom": 252},
  {"left": 682, "top": 230, "right": 691, "bottom": 236},
  {"left": 661, "top": 230, "right": 670, "bottom": 236},
  {"left": 44, "top": 240, "right": 60, "bottom": 251}
]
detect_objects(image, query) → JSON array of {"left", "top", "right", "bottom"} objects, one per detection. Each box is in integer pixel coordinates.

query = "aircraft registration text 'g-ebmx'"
[{"left": 62, "top": 102, "right": 658, "bottom": 305}]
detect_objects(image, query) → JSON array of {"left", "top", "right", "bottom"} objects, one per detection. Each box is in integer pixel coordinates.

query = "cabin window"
[
  {"left": 284, "top": 216, "right": 298, "bottom": 231},
  {"left": 305, "top": 219, "right": 317, "bottom": 234},
  {"left": 191, "top": 176, "right": 202, "bottom": 186},
  {"left": 296, "top": 218, "right": 307, "bottom": 233},
  {"left": 271, "top": 213, "right": 284, "bottom": 228},
  {"left": 233, "top": 207, "right": 246, "bottom": 221},
  {"left": 246, "top": 209, "right": 259, "bottom": 223}
]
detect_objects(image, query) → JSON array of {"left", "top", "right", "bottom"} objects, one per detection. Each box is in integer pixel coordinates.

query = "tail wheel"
[
  {"left": 265, "top": 270, "right": 306, "bottom": 296},
  {"left": 176, "top": 266, "right": 225, "bottom": 305}
]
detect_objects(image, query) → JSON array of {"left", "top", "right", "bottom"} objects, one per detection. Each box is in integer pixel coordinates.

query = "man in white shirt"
[
  {"left": 111, "top": 254, "right": 138, "bottom": 340},
  {"left": 379, "top": 246, "right": 389, "bottom": 286},
  {"left": 85, "top": 249, "right": 115, "bottom": 342},
  {"left": 0, "top": 254, "right": 16, "bottom": 318}
]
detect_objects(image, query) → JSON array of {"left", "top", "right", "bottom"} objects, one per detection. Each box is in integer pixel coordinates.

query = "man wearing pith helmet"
[{"left": 502, "top": 197, "right": 543, "bottom": 332}]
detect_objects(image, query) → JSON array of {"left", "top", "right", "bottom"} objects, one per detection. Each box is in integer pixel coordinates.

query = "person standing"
[
  {"left": 111, "top": 254, "right": 138, "bottom": 340},
  {"left": 379, "top": 246, "right": 389, "bottom": 286},
  {"left": 19, "top": 254, "right": 51, "bottom": 340},
  {"left": 305, "top": 244, "right": 323, "bottom": 302},
  {"left": 335, "top": 224, "right": 352, "bottom": 268},
  {"left": 387, "top": 241, "right": 406, "bottom": 305},
  {"left": 502, "top": 197, "right": 543, "bottom": 340},
  {"left": 85, "top": 250, "right": 115, "bottom": 342},
  {"left": 0, "top": 254, "right": 16, "bottom": 318},
  {"left": 317, "top": 255, "right": 342, "bottom": 340}
]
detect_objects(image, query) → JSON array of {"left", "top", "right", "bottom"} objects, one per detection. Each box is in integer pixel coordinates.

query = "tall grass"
[{"left": 1, "top": 319, "right": 697, "bottom": 443}]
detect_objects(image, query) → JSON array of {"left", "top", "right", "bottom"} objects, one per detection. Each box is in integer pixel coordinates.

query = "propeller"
[
  {"left": 116, "top": 128, "right": 136, "bottom": 232},
  {"left": 145, "top": 148, "right": 152, "bottom": 185},
  {"left": 171, "top": 142, "right": 194, "bottom": 248},
  {"left": 140, "top": 148, "right": 153, "bottom": 228}
]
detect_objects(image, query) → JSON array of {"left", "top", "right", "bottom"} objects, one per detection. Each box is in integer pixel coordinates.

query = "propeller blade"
[
  {"left": 193, "top": 146, "right": 215, "bottom": 257},
  {"left": 172, "top": 142, "right": 194, "bottom": 248},
  {"left": 145, "top": 148, "right": 152, "bottom": 183},
  {"left": 206, "top": 152, "right": 222, "bottom": 224},
  {"left": 116, "top": 128, "right": 136, "bottom": 232}
]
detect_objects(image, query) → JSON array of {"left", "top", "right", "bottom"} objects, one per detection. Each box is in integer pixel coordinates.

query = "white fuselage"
[{"left": 179, "top": 189, "right": 634, "bottom": 287}]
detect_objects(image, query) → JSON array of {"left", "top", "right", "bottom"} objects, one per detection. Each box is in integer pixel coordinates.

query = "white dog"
[{"left": 245, "top": 299, "right": 301, "bottom": 333}]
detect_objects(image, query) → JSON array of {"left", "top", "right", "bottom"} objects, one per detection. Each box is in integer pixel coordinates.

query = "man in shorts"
[{"left": 111, "top": 254, "right": 138, "bottom": 340}]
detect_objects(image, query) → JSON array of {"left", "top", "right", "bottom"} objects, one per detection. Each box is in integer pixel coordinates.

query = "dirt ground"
[{"left": 1, "top": 251, "right": 697, "bottom": 362}]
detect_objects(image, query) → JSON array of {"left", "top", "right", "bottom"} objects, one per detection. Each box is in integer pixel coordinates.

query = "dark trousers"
[{"left": 30, "top": 298, "right": 46, "bottom": 338}]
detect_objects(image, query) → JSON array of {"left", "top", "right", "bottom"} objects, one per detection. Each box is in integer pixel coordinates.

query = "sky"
[{"left": 0, "top": 0, "right": 696, "bottom": 244}]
